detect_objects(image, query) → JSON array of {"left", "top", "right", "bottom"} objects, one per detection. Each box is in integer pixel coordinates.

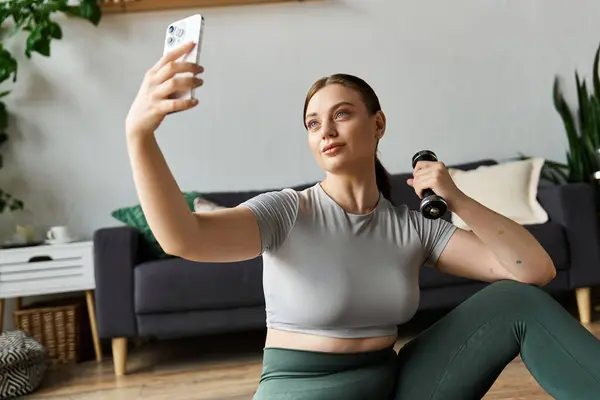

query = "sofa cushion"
[
  {"left": 448, "top": 157, "right": 549, "bottom": 229},
  {"left": 111, "top": 191, "right": 201, "bottom": 259},
  {"left": 419, "top": 221, "right": 569, "bottom": 289},
  {"left": 194, "top": 197, "right": 227, "bottom": 212},
  {"left": 134, "top": 257, "right": 265, "bottom": 314}
]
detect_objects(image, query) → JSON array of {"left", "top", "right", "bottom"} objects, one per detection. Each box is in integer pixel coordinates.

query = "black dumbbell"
[{"left": 411, "top": 150, "right": 448, "bottom": 220}]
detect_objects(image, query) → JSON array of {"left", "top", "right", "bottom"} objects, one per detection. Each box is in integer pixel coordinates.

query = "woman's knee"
[
  {"left": 487, "top": 279, "right": 540, "bottom": 293},
  {"left": 477, "top": 279, "right": 555, "bottom": 311}
]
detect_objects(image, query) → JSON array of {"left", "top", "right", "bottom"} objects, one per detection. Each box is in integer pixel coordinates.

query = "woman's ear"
[{"left": 374, "top": 111, "right": 386, "bottom": 139}]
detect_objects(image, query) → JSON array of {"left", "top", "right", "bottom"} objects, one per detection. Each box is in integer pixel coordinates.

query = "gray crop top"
[{"left": 240, "top": 183, "right": 457, "bottom": 339}]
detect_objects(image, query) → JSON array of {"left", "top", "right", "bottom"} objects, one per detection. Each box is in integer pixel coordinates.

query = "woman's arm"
[
  {"left": 408, "top": 161, "right": 556, "bottom": 286},
  {"left": 125, "top": 41, "right": 262, "bottom": 262},
  {"left": 436, "top": 196, "right": 556, "bottom": 286},
  {"left": 127, "top": 134, "right": 262, "bottom": 262}
]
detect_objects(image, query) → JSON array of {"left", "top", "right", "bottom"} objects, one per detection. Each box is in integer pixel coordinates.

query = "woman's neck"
[{"left": 320, "top": 170, "right": 380, "bottom": 215}]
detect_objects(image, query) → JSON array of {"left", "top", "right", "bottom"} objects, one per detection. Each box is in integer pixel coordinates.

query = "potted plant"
[
  {"left": 537, "top": 42, "right": 600, "bottom": 188},
  {"left": 0, "top": 1, "right": 102, "bottom": 219}
]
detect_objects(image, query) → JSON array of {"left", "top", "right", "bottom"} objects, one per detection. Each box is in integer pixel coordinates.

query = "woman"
[{"left": 126, "top": 41, "right": 600, "bottom": 399}]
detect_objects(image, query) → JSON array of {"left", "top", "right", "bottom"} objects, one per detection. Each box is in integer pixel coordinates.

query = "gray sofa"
[{"left": 94, "top": 159, "right": 600, "bottom": 375}]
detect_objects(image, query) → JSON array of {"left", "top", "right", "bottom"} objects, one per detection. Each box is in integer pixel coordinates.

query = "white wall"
[{"left": 2, "top": 0, "right": 600, "bottom": 327}]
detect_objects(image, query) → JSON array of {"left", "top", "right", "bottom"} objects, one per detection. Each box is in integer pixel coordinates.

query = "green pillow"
[{"left": 111, "top": 191, "right": 202, "bottom": 258}]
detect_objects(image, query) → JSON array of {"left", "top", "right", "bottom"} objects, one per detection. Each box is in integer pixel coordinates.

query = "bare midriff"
[{"left": 265, "top": 328, "right": 398, "bottom": 353}]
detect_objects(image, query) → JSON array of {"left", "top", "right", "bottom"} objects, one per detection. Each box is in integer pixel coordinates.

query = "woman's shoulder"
[
  {"left": 269, "top": 182, "right": 323, "bottom": 214},
  {"left": 241, "top": 187, "right": 301, "bottom": 214},
  {"left": 237, "top": 187, "right": 305, "bottom": 254},
  {"left": 386, "top": 201, "right": 431, "bottom": 230}
]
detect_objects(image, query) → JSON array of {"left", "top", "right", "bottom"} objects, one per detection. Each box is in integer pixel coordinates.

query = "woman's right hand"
[{"left": 126, "top": 41, "right": 205, "bottom": 139}]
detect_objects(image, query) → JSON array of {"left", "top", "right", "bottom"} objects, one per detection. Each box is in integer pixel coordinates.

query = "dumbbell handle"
[
  {"left": 422, "top": 188, "right": 436, "bottom": 199},
  {"left": 412, "top": 150, "right": 448, "bottom": 219}
]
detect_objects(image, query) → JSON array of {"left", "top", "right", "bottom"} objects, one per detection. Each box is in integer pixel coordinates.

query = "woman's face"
[{"left": 304, "top": 84, "right": 386, "bottom": 175}]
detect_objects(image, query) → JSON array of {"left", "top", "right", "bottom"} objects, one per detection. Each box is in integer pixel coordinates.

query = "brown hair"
[{"left": 303, "top": 73, "right": 393, "bottom": 203}]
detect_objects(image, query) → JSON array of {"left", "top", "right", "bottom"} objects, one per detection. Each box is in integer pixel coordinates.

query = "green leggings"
[{"left": 253, "top": 280, "right": 600, "bottom": 399}]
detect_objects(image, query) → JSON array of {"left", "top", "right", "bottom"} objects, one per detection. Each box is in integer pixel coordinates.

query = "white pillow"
[
  {"left": 448, "top": 157, "right": 548, "bottom": 230},
  {"left": 193, "top": 197, "right": 227, "bottom": 212}
]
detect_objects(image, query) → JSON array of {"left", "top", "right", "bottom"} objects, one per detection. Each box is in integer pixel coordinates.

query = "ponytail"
[{"left": 375, "top": 156, "right": 393, "bottom": 204}]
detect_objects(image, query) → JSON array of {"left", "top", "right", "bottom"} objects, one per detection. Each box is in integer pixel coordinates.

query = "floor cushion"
[{"left": 0, "top": 331, "right": 48, "bottom": 399}]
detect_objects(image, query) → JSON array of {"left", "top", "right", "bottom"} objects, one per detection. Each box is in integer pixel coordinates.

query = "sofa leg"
[
  {"left": 112, "top": 338, "right": 128, "bottom": 376},
  {"left": 575, "top": 287, "right": 592, "bottom": 324}
]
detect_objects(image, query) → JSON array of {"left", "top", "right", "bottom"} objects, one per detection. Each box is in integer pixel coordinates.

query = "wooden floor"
[{"left": 27, "top": 308, "right": 600, "bottom": 400}]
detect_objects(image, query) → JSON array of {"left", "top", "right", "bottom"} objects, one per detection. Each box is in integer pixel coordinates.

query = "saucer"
[{"left": 45, "top": 237, "right": 77, "bottom": 245}]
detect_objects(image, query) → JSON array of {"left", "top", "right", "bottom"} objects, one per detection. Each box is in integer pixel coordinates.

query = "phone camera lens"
[
  {"left": 167, "top": 36, "right": 175, "bottom": 45},
  {"left": 168, "top": 26, "right": 175, "bottom": 34},
  {"left": 176, "top": 28, "right": 184, "bottom": 37}
]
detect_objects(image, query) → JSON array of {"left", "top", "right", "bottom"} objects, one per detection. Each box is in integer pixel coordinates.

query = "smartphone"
[{"left": 163, "top": 14, "right": 205, "bottom": 101}]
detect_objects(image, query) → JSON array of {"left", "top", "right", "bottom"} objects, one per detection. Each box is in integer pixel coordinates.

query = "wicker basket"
[{"left": 13, "top": 302, "right": 80, "bottom": 365}]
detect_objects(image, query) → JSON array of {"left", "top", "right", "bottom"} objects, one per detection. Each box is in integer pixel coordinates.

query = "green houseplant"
[
  {"left": 0, "top": 0, "right": 102, "bottom": 215},
  {"left": 538, "top": 42, "right": 600, "bottom": 187}
]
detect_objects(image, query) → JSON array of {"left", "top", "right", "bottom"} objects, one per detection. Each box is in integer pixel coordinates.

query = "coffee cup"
[{"left": 46, "top": 226, "right": 73, "bottom": 243}]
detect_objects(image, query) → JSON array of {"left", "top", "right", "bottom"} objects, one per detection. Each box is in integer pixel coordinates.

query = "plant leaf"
[
  {"left": 0, "top": 46, "right": 18, "bottom": 83},
  {"left": 542, "top": 161, "right": 570, "bottom": 184},
  {"left": 542, "top": 169, "right": 565, "bottom": 185},
  {"left": 25, "top": 25, "right": 43, "bottom": 58},
  {"left": 9, "top": 198, "right": 24, "bottom": 211},
  {"left": 61, "top": 5, "right": 82, "bottom": 17},
  {"left": 33, "top": 35, "right": 51, "bottom": 57},
  {"left": 594, "top": 41, "right": 600, "bottom": 99},
  {"left": 553, "top": 167, "right": 570, "bottom": 183},
  {"left": 48, "top": 21, "right": 62, "bottom": 39},
  {"left": 544, "top": 159, "right": 569, "bottom": 169},
  {"left": 566, "top": 151, "right": 580, "bottom": 182},
  {"left": 0, "top": 0, "right": 103, "bottom": 215},
  {"left": 0, "top": 9, "right": 11, "bottom": 36},
  {"left": 554, "top": 77, "right": 582, "bottom": 181},
  {"left": 589, "top": 95, "right": 600, "bottom": 151},
  {"left": 0, "top": 101, "right": 7, "bottom": 133},
  {"left": 79, "top": 0, "right": 102, "bottom": 26},
  {"left": 581, "top": 131, "right": 598, "bottom": 180},
  {"left": 577, "top": 72, "right": 587, "bottom": 128}
]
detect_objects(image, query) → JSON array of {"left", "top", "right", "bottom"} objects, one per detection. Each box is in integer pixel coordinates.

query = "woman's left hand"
[{"left": 407, "top": 161, "right": 465, "bottom": 207}]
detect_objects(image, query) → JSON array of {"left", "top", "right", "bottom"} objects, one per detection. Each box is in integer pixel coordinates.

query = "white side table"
[{"left": 0, "top": 241, "right": 102, "bottom": 362}]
